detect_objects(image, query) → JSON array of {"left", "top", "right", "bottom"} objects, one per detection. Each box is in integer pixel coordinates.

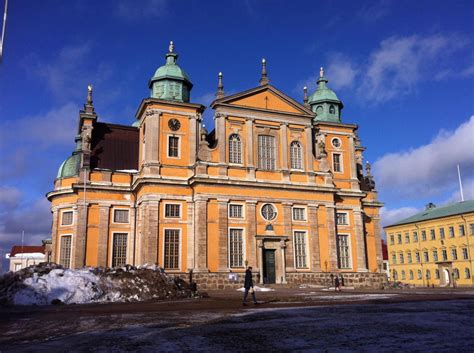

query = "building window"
[
  {"left": 459, "top": 225, "right": 465, "bottom": 236},
  {"left": 399, "top": 253, "right": 404, "bottom": 264},
  {"left": 168, "top": 136, "right": 180, "bottom": 158},
  {"left": 390, "top": 234, "right": 394, "bottom": 245},
  {"left": 229, "top": 134, "right": 242, "bottom": 164},
  {"left": 407, "top": 252, "right": 412, "bottom": 263},
  {"left": 433, "top": 250, "right": 438, "bottom": 262},
  {"left": 409, "top": 270, "right": 414, "bottom": 280},
  {"left": 290, "top": 141, "right": 303, "bottom": 170},
  {"left": 413, "top": 231, "right": 418, "bottom": 242},
  {"left": 293, "top": 207, "right": 306, "bottom": 221},
  {"left": 449, "top": 226, "right": 455, "bottom": 238},
  {"left": 465, "top": 268, "right": 471, "bottom": 279},
  {"left": 112, "top": 233, "right": 127, "bottom": 267},
  {"left": 401, "top": 270, "right": 406, "bottom": 280},
  {"left": 329, "top": 105, "right": 336, "bottom": 114},
  {"left": 470, "top": 223, "right": 474, "bottom": 235},
  {"left": 426, "top": 270, "right": 431, "bottom": 280},
  {"left": 451, "top": 248, "right": 458, "bottom": 260},
  {"left": 229, "top": 204, "right": 244, "bottom": 219},
  {"left": 331, "top": 137, "right": 341, "bottom": 148},
  {"left": 61, "top": 211, "right": 73, "bottom": 226},
  {"left": 435, "top": 269, "right": 440, "bottom": 279},
  {"left": 415, "top": 252, "right": 420, "bottom": 263},
  {"left": 393, "top": 270, "right": 398, "bottom": 280},
  {"left": 333, "top": 153, "right": 342, "bottom": 173},
  {"left": 113, "top": 209, "right": 129, "bottom": 223},
  {"left": 405, "top": 233, "right": 410, "bottom": 243},
  {"left": 294, "top": 231, "right": 308, "bottom": 269},
  {"left": 261, "top": 204, "right": 277, "bottom": 221},
  {"left": 337, "top": 234, "right": 351, "bottom": 269},
  {"left": 336, "top": 212, "right": 349, "bottom": 225},
  {"left": 462, "top": 247, "right": 468, "bottom": 260},
  {"left": 423, "top": 251, "right": 429, "bottom": 262},
  {"left": 397, "top": 234, "right": 402, "bottom": 244},
  {"left": 439, "top": 228, "right": 445, "bottom": 239},
  {"left": 417, "top": 270, "right": 422, "bottom": 280},
  {"left": 258, "top": 135, "right": 276, "bottom": 170},
  {"left": 421, "top": 231, "right": 427, "bottom": 241},
  {"left": 164, "top": 229, "right": 180, "bottom": 269},
  {"left": 229, "top": 229, "right": 244, "bottom": 268},
  {"left": 453, "top": 268, "right": 460, "bottom": 279},
  {"left": 430, "top": 229, "right": 435, "bottom": 240},
  {"left": 59, "top": 235, "right": 72, "bottom": 268},
  {"left": 391, "top": 253, "right": 396, "bottom": 264},
  {"left": 442, "top": 249, "right": 447, "bottom": 261},
  {"left": 165, "top": 204, "right": 181, "bottom": 218}
]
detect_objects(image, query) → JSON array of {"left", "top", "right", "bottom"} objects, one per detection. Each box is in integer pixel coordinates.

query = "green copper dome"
[
  {"left": 308, "top": 68, "right": 343, "bottom": 123},
  {"left": 56, "top": 135, "right": 82, "bottom": 179},
  {"left": 149, "top": 41, "right": 193, "bottom": 102}
]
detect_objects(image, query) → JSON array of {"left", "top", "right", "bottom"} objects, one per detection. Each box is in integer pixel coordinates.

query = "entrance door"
[
  {"left": 443, "top": 268, "right": 451, "bottom": 286},
  {"left": 263, "top": 249, "right": 276, "bottom": 284}
]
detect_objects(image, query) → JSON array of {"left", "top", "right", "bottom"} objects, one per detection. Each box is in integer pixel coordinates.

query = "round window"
[
  {"left": 261, "top": 204, "right": 277, "bottom": 221},
  {"left": 331, "top": 138, "right": 341, "bottom": 148}
]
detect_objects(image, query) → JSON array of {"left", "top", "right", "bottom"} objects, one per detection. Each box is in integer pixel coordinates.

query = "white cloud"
[
  {"left": 326, "top": 54, "right": 358, "bottom": 90},
  {"left": 380, "top": 206, "right": 420, "bottom": 228},
  {"left": 373, "top": 116, "right": 474, "bottom": 200},
  {"left": 356, "top": 0, "right": 392, "bottom": 24}
]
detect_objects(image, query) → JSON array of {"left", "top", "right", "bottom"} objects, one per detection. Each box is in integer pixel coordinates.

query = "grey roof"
[{"left": 385, "top": 200, "right": 474, "bottom": 228}]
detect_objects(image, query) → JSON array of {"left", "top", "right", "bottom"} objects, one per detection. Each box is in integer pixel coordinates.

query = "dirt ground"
[{"left": 1, "top": 287, "right": 473, "bottom": 352}]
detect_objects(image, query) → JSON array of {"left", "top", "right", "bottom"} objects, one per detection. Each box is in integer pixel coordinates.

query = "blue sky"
[{"left": 0, "top": 0, "right": 473, "bottom": 269}]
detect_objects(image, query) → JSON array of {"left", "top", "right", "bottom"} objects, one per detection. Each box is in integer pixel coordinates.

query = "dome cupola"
[
  {"left": 149, "top": 41, "right": 193, "bottom": 102},
  {"left": 308, "top": 67, "right": 343, "bottom": 123}
]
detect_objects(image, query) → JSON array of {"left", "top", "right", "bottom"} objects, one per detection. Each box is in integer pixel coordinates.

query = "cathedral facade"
[{"left": 47, "top": 42, "right": 385, "bottom": 288}]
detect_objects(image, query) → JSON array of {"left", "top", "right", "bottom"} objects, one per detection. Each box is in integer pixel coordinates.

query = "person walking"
[
  {"left": 243, "top": 266, "right": 258, "bottom": 305},
  {"left": 334, "top": 276, "right": 340, "bottom": 292},
  {"left": 339, "top": 274, "right": 345, "bottom": 291}
]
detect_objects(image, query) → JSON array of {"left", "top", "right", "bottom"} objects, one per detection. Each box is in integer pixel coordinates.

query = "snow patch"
[{"left": 236, "top": 286, "right": 274, "bottom": 292}]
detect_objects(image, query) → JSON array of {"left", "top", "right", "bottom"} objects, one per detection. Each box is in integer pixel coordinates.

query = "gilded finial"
[
  {"left": 169, "top": 40, "right": 174, "bottom": 53},
  {"left": 260, "top": 58, "right": 269, "bottom": 85},
  {"left": 320, "top": 67, "right": 324, "bottom": 78}
]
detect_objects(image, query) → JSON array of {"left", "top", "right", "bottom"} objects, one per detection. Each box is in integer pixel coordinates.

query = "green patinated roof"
[
  {"left": 150, "top": 53, "right": 191, "bottom": 83},
  {"left": 308, "top": 76, "right": 341, "bottom": 104},
  {"left": 386, "top": 200, "right": 474, "bottom": 228},
  {"left": 56, "top": 135, "right": 82, "bottom": 179},
  {"left": 131, "top": 120, "right": 140, "bottom": 127}
]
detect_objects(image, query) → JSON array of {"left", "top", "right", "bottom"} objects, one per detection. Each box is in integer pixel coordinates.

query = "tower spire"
[
  {"left": 303, "top": 86, "right": 309, "bottom": 107},
  {"left": 84, "top": 84, "right": 95, "bottom": 115},
  {"left": 259, "top": 58, "right": 269, "bottom": 85},
  {"left": 216, "top": 72, "right": 225, "bottom": 99}
]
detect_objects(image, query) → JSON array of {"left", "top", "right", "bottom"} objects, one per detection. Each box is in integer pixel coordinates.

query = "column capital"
[
  {"left": 282, "top": 202, "right": 293, "bottom": 207},
  {"left": 308, "top": 204, "right": 319, "bottom": 209},
  {"left": 217, "top": 198, "right": 230, "bottom": 204},
  {"left": 246, "top": 200, "right": 258, "bottom": 205}
]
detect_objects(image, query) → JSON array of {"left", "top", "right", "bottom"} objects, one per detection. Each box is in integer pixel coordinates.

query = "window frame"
[
  {"left": 257, "top": 134, "right": 276, "bottom": 171},
  {"left": 294, "top": 230, "right": 309, "bottom": 269},
  {"left": 228, "top": 227, "right": 245, "bottom": 268},
  {"left": 336, "top": 211, "right": 350, "bottom": 226},
  {"left": 60, "top": 210, "right": 74, "bottom": 226},
  {"left": 164, "top": 202, "right": 181, "bottom": 219},
  {"left": 337, "top": 233, "right": 352, "bottom": 269},
  {"left": 163, "top": 228, "right": 181, "bottom": 270},
  {"left": 228, "top": 134, "right": 243, "bottom": 165},
  {"left": 290, "top": 140, "right": 304, "bottom": 170},
  {"left": 260, "top": 203, "right": 277, "bottom": 221},
  {"left": 112, "top": 208, "right": 130, "bottom": 224},
  {"left": 111, "top": 232, "right": 128, "bottom": 267},
  {"left": 167, "top": 134, "right": 181, "bottom": 159},
  {"left": 59, "top": 234, "right": 72, "bottom": 269},
  {"left": 228, "top": 203, "right": 245, "bottom": 219},
  {"left": 292, "top": 206, "right": 307, "bottom": 222},
  {"left": 332, "top": 152, "right": 343, "bottom": 173}
]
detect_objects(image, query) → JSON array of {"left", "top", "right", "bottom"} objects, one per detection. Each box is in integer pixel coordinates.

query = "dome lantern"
[{"left": 308, "top": 67, "right": 343, "bottom": 123}]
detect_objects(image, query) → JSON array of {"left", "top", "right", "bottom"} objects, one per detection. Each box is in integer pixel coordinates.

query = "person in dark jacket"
[
  {"left": 243, "top": 266, "right": 257, "bottom": 305},
  {"left": 334, "top": 276, "right": 340, "bottom": 292}
]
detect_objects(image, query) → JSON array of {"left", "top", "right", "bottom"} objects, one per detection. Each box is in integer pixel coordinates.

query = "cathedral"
[{"left": 47, "top": 42, "right": 385, "bottom": 288}]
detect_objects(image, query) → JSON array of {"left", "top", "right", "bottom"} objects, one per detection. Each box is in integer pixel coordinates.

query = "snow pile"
[
  {"left": 236, "top": 286, "right": 274, "bottom": 292},
  {"left": 0, "top": 263, "right": 195, "bottom": 306}
]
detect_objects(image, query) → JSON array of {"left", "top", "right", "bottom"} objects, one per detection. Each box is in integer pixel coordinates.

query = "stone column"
[
  {"left": 354, "top": 210, "right": 367, "bottom": 271},
  {"left": 189, "top": 115, "right": 198, "bottom": 165},
  {"left": 217, "top": 199, "right": 229, "bottom": 271},
  {"left": 97, "top": 204, "right": 110, "bottom": 267},
  {"left": 246, "top": 201, "right": 257, "bottom": 268},
  {"left": 372, "top": 214, "right": 383, "bottom": 272},
  {"left": 308, "top": 204, "right": 321, "bottom": 272},
  {"left": 280, "top": 240, "right": 287, "bottom": 284},
  {"left": 137, "top": 204, "right": 146, "bottom": 265},
  {"left": 194, "top": 198, "right": 209, "bottom": 272},
  {"left": 283, "top": 203, "right": 294, "bottom": 271},
  {"left": 186, "top": 201, "right": 195, "bottom": 271},
  {"left": 128, "top": 207, "right": 136, "bottom": 265},
  {"left": 258, "top": 240, "right": 264, "bottom": 284},
  {"left": 51, "top": 208, "right": 59, "bottom": 263},
  {"left": 73, "top": 203, "right": 88, "bottom": 268},
  {"left": 326, "top": 206, "right": 338, "bottom": 270},
  {"left": 246, "top": 118, "right": 256, "bottom": 179},
  {"left": 144, "top": 201, "right": 159, "bottom": 265}
]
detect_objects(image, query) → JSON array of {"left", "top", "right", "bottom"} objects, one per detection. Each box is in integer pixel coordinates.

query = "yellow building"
[
  {"left": 385, "top": 200, "right": 474, "bottom": 287},
  {"left": 47, "top": 42, "right": 385, "bottom": 288}
]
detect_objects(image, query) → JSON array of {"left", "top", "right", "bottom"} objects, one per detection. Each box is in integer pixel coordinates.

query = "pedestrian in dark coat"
[
  {"left": 334, "top": 276, "right": 340, "bottom": 292},
  {"left": 339, "top": 274, "right": 345, "bottom": 288},
  {"left": 243, "top": 266, "right": 257, "bottom": 305}
]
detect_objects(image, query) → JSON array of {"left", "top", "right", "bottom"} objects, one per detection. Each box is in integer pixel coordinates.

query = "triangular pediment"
[{"left": 211, "top": 85, "right": 314, "bottom": 116}]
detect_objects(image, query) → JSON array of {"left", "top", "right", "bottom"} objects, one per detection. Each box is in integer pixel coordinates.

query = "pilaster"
[
  {"left": 189, "top": 115, "right": 198, "bottom": 165},
  {"left": 186, "top": 201, "right": 195, "bottom": 271},
  {"left": 372, "top": 215, "right": 383, "bottom": 272},
  {"left": 305, "top": 126, "right": 314, "bottom": 172},
  {"left": 354, "top": 210, "right": 368, "bottom": 272},
  {"left": 283, "top": 203, "right": 294, "bottom": 271},
  {"left": 51, "top": 209, "right": 59, "bottom": 263},
  {"left": 308, "top": 204, "right": 321, "bottom": 271},
  {"left": 97, "top": 205, "right": 110, "bottom": 267},
  {"left": 144, "top": 201, "right": 159, "bottom": 264},
  {"left": 326, "top": 205, "right": 338, "bottom": 270},
  {"left": 281, "top": 123, "right": 289, "bottom": 171},
  {"left": 217, "top": 199, "right": 229, "bottom": 271},
  {"left": 72, "top": 203, "right": 88, "bottom": 268},
  {"left": 246, "top": 200, "right": 257, "bottom": 268},
  {"left": 194, "top": 198, "right": 209, "bottom": 272}
]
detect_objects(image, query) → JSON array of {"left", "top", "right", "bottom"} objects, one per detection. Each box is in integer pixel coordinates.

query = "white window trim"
[
  {"left": 163, "top": 202, "right": 182, "bottom": 219},
  {"left": 228, "top": 134, "right": 243, "bottom": 165},
  {"left": 336, "top": 211, "right": 350, "bottom": 226},
  {"left": 331, "top": 137, "right": 342, "bottom": 149},
  {"left": 112, "top": 208, "right": 130, "bottom": 224},
  {"left": 162, "top": 227, "right": 182, "bottom": 271},
  {"left": 228, "top": 203, "right": 245, "bottom": 219},
  {"left": 332, "top": 152, "right": 343, "bottom": 174},
  {"left": 109, "top": 231, "right": 130, "bottom": 267},
  {"left": 289, "top": 141, "right": 304, "bottom": 171},
  {"left": 260, "top": 203, "right": 278, "bottom": 221},
  {"left": 166, "top": 134, "right": 181, "bottom": 159},
  {"left": 60, "top": 209, "right": 74, "bottom": 226},
  {"left": 59, "top": 234, "right": 73, "bottom": 268},
  {"left": 292, "top": 206, "right": 307, "bottom": 222},
  {"left": 293, "top": 229, "right": 309, "bottom": 269},
  {"left": 228, "top": 227, "right": 246, "bottom": 269},
  {"left": 337, "top": 233, "right": 353, "bottom": 269}
]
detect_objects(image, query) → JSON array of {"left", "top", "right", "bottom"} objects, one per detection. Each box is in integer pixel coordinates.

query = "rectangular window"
[
  {"left": 112, "top": 233, "right": 128, "bottom": 267},
  {"left": 229, "top": 204, "right": 244, "bottom": 219},
  {"left": 165, "top": 204, "right": 181, "bottom": 218},
  {"left": 258, "top": 135, "right": 276, "bottom": 170},
  {"left": 59, "top": 235, "right": 72, "bottom": 268},
  {"left": 337, "top": 234, "right": 351, "bottom": 269},
  {"left": 433, "top": 250, "right": 438, "bottom": 262},
  {"left": 451, "top": 248, "right": 458, "bottom": 260},
  {"left": 405, "top": 233, "right": 410, "bottom": 243},
  {"left": 423, "top": 251, "right": 429, "bottom": 262},
  {"left": 113, "top": 209, "right": 129, "bottom": 223},
  {"left": 399, "top": 253, "right": 404, "bottom": 264},
  {"left": 439, "top": 228, "right": 445, "bottom": 239},
  {"left": 333, "top": 153, "right": 342, "bottom": 173},
  {"left": 470, "top": 223, "right": 474, "bottom": 235},
  {"left": 336, "top": 212, "right": 349, "bottom": 225},
  {"left": 413, "top": 231, "right": 418, "bottom": 242},
  {"left": 397, "top": 234, "right": 402, "bottom": 244},
  {"left": 390, "top": 234, "right": 394, "bottom": 245},
  {"left": 164, "top": 229, "right": 180, "bottom": 269},
  {"left": 391, "top": 254, "right": 396, "bottom": 264},
  {"left": 449, "top": 226, "right": 455, "bottom": 238},
  {"left": 459, "top": 225, "right": 465, "bottom": 236},
  {"left": 168, "top": 136, "right": 180, "bottom": 158},
  {"left": 295, "top": 231, "right": 308, "bottom": 268},
  {"left": 430, "top": 229, "right": 435, "bottom": 240},
  {"left": 421, "top": 231, "right": 427, "bottom": 241},
  {"left": 61, "top": 211, "right": 73, "bottom": 226},
  {"left": 462, "top": 247, "right": 468, "bottom": 260},
  {"left": 15, "top": 263, "right": 22, "bottom": 271},
  {"left": 229, "top": 229, "right": 244, "bottom": 268},
  {"left": 442, "top": 249, "right": 447, "bottom": 261},
  {"left": 407, "top": 252, "right": 412, "bottom": 263},
  {"left": 415, "top": 252, "right": 420, "bottom": 263},
  {"left": 293, "top": 207, "right": 306, "bottom": 221}
]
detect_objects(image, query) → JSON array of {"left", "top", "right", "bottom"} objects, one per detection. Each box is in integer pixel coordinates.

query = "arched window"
[
  {"left": 329, "top": 105, "right": 335, "bottom": 114},
  {"left": 453, "top": 268, "right": 460, "bottom": 279},
  {"left": 290, "top": 141, "right": 303, "bottom": 170},
  {"left": 393, "top": 270, "right": 398, "bottom": 280},
  {"left": 417, "top": 270, "right": 422, "bottom": 279},
  {"left": 435, "top": 269, "right": 440, "bottom": 279},
  {"left": 409, "top": 270, "right": 414, "bottom": 280},
  {"left": 229, "top": 134, "right": 242, "bottom": 164},
  {"left": 465, "top": 268, "right": 471, "bottom": 279},
  {"left": 401, "top": 270, "right": 406, "bottom": 280},
  {"left": 426, "top": 269, "right": 431, "bottom": 279}
]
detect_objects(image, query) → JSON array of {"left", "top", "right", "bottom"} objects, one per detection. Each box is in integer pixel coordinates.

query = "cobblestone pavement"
[{"left": 1, "top": 287, "right": 473, "bottom": 352}]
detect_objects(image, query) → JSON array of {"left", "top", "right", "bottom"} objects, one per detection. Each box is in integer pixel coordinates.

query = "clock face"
[{"left": 168, "top": 119, "right": 181, "bottom": 131}]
